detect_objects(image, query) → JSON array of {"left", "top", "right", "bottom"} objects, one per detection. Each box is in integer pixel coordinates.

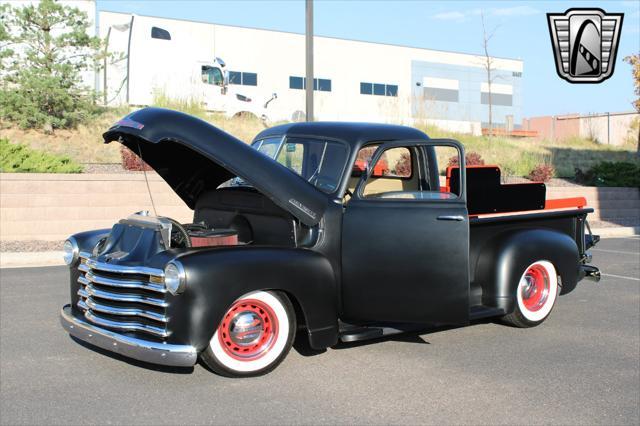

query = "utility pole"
[{"left": 305, "top": 0, "right": 314, "bottom": 122}]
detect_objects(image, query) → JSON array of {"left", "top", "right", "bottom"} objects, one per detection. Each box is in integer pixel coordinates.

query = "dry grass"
[
  {"left": 1, "top": 101, "right": 637, "bottom": 178},
  {"left": 0, "top": 108, "right": 127, "bottom": 163},
  {"left": 418, "top": 124, "right": 639, "bottom": 177},
  {"left": 0, "top": 103, "right": 267, "bottom": 165}
]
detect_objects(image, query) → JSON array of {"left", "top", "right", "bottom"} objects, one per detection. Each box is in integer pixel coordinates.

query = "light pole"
[{"left": 305, "top": 0, "right": 314, "bottom": 122}]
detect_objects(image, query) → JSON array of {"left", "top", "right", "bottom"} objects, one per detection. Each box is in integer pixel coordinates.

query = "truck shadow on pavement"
[
  {"left": 330, "top": 319, "right": 496, "bottom": 350},
  {"left": 70, "top": 336, "right": 195, "bottom": 374}
]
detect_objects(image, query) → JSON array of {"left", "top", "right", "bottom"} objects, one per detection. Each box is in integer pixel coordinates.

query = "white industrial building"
[{"left": 45, "top": 1, "right": 526, "bottom": 133}]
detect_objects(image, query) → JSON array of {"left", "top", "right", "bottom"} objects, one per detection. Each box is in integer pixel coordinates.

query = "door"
[
  {"left": 200, "top": 65, "right": 225, "bottom": 111},
  {"left": 341, "top": 140, "right": 469, "bottom": 325}
]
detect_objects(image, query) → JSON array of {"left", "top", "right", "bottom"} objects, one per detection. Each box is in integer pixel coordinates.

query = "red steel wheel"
[
  {"left": 200, "top": 291, "right": 296, "bottom": 377},
  {"left": 520, "top": 264, "right": 551, "bottom": 313},
  {"left": 217, "top": 298, "right": 279, "bottom": 361}
]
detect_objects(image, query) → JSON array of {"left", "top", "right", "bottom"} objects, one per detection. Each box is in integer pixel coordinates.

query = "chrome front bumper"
[{"left": 60, "top": 305, "right": 197, "bottom": 367}]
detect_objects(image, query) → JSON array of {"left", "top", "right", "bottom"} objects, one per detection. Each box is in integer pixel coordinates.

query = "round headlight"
[
  {"left": 63, "top": 238, "right": 79, "bottom": 266},
  {"left": 164, "top": 262, "right": 186, "bottom": 295}
]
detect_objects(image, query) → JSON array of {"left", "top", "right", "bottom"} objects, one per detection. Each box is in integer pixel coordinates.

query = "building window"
[
  {"left": 289, "top": 76, "right": 332, "bottom": 92},
  {"left": 229, "top": 71, "right": 257, "bottom": 86},
  {"left": 424, "top": 88, "right": 459, "bottom": 102},
  {"left": 422, "top": 77, "right": 459, "bottom": 102},
  {"left": 317, "top": 78, "right": 331, "bottom": 92},
  {"left": 290, "top": 76, "right": 304, "bottom": 90},
  {"left": 480, "top": 82, "right": 513, "bottom": 106},
  {"left": 481, "top": 93, "right": 513, "bottom": 106},
  {"left": 360, "top": 82, "right": 398, "bottom": 97},
  {"left": 386, "top": 85, "right": 398, "bottom": 97},
  {"left": 151, "top": 27, "right": 171, "bottom": 40}
]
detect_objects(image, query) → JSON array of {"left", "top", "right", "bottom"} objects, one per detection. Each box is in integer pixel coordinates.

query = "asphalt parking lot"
[{"left": 1, "top": 237, "right": 638, "bottom": 425}]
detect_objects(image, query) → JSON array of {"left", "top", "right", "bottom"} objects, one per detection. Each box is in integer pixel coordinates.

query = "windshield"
[{"left": 250, "top": 136, "right": 348, "bottom": 194}]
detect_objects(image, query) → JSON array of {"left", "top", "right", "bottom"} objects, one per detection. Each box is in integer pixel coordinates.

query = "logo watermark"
[{"left": 547, "top": 8, "right": 623, "bottom": 83}]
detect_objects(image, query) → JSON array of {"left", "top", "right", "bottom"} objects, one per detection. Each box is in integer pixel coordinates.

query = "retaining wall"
[{"left": 1, "top": 173, "right": 638, "bottom": 241}]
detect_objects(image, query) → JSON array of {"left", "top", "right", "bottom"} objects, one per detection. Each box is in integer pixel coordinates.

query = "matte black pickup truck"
[{"left": 60, "top": 108, "right": 601, "bottom": 377}]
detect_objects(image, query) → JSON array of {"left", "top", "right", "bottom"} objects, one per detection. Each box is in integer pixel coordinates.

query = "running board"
[
  {"left": 339, "top": 324, "right": 420, "bottom": 343},
  {"left": 469, "top": 305, "right": 506, "bottom": 321}
]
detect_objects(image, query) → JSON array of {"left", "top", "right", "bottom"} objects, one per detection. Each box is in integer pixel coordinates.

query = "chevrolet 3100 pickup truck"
[{"left": 60, "top": 108, "right": 601, "bottom": 377}]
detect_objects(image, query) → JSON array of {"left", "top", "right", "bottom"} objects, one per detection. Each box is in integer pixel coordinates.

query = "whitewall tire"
[
  {"left": 200, "top": 291, "right": 296, "bottom": 377},
  {"left": 502, "top": 260, "right": 559, "bottom": 328}
]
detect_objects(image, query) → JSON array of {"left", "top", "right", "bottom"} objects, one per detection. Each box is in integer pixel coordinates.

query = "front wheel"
[
  {"left": 502, "top": 260, "right": 559, "bottom": 328},
  {"left": 200, "top": 291, "right": 296, "bottom": 377}
]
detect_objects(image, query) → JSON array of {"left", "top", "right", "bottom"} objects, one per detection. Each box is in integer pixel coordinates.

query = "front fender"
[
  {"left": 475, "top": 229, "right": 580, "bottom": 313},
  {"left": 70, "top": 228, "right": 112, "bottom": 257},
  {"left": 166, "top": 246, "right": 338, "bottom": 351}
]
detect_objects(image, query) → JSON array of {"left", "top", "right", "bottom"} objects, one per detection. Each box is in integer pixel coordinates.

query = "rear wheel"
[
  {"left": 502, "top": 260, "right": 559, "bottom": 328},
  {"left": 200, "top": 291, "right": 295, "bottom": 377}
]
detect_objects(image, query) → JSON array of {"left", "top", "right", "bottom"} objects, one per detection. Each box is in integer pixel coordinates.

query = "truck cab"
[{"left": 60, "top": 108, "right": 600, "bottom": 377}]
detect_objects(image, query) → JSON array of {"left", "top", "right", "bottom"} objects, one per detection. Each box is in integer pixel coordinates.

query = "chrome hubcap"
[{"left": 229, "top": 311, "right": 264, "bottom": 347}]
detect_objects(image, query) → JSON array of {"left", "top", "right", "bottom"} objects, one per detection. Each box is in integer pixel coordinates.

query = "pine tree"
[{"left": 0, "top": 0, "right": 105, "bottom": 130}]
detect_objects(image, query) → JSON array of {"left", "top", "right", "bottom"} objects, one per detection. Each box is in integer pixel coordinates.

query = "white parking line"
[
  {"left": 603, "top": 236, "right": 640, "bottom": 240},
  {"left": 591, "top": 248, "right": 640, "bottom": 255},
  {"left": 602, "top": 273, "right": 640, "bottom": 282}
]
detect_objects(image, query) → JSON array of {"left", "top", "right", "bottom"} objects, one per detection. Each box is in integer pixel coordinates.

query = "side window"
[
  {"left": 201, "top": 66, "right": 223, "bottom": 85},
  {"left": 353, "top": 146, "right": 411, "bottom": 179},
  {"left": 360, "top": 144, "right": 461, "bottom": 201},
  {"left": 380, "top": 147, "right": 411, "bottom": 178},
  {"left": 151, "top": 27, "right": 171, "bottom": 40}
]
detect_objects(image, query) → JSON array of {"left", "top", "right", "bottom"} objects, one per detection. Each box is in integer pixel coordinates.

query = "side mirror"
[{"left": 264, "top": 93, "right": 278, "bottom": 108}]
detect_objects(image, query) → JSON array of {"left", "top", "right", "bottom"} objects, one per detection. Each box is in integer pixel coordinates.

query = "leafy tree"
[
  {"left": 623, "top": 53, "right": 639, "bottom": 113},
  {"left": 0, "top": 0, "right": 105, "bottom": 130},
  {"left": 623, "top": 54, "right": 639, "bottom": 151}
]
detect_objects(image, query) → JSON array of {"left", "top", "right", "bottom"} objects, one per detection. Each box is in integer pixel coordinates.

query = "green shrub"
[
  {"left": 0, "top": 139, "right": 83, "bottom": 173},
  {"left": 575, "top": 161, "right": 640, "bottom": 187}
]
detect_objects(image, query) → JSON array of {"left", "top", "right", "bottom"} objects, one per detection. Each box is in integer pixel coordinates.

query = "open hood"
[{"left": 103, "top": 108, "right": 328, "bottom": 226}]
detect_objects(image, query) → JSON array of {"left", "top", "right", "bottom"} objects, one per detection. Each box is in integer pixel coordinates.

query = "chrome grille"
[{"left": 76, "top": 253, "right": 169, "bottom": 338}]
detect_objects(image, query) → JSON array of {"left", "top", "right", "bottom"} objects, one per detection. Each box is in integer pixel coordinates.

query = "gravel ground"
[
  {"left": 81, "top": 163, "right": 130, "bottom": 173},
  {"left": 502, "top": 176, "right": 584, "bottom": 187},
  {"left": 0, "top": 240, "right": 63, "bottom": 252}
]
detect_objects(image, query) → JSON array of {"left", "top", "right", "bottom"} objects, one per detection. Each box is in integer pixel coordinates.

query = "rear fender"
[
  {"left": 167, "top": 247, "right": 338, "bottom": 351},
  {"left": 475, "top": 229, "right": 580, "bottom": 313}
]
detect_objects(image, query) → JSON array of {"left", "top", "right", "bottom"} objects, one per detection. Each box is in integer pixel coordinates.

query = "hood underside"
[{"left": 103, "top": 108, "right": 327, "bottom": 226}]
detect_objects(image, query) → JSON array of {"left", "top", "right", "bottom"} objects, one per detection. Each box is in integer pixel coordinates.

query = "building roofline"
[{"left": 98, "top": 9, "right": 523, "bottom": 64}]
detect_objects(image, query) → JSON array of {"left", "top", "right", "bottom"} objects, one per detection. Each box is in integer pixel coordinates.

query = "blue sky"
[{"left": 97, "top": 0, "right": 640, "bottom": 117}]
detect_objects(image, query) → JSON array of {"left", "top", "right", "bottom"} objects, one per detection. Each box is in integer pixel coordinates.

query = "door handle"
[{"left": 437, "top": 215, "right": 465, "bottom": 221}]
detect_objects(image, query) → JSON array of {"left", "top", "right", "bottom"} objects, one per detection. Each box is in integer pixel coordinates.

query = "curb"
[
  {"left": 591, "top": 227, "right": 640, "bottom": 237},
  {"left": 0, "top": 251, "right": 64, "bottom": 269}
]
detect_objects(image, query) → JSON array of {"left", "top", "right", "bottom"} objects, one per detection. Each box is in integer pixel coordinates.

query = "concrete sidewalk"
[{"left": 1, "top": 251, "right": 64, "bottom": 268}]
